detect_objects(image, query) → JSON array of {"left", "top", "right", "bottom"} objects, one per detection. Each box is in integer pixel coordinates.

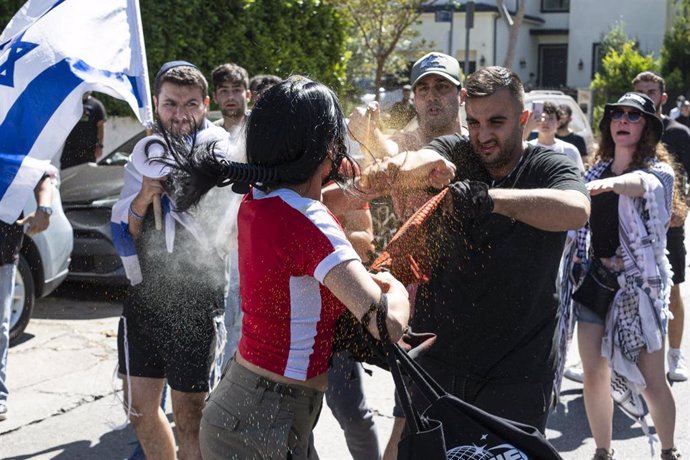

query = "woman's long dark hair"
[
  {"left": 594, "top": 113, "right": 668, "bottom": 171},
  {"left": 246, "top": 75, "right": 356, "bottom": 187},
  {"left": 156, "top": 76, "right": 357, "bottom": 212}
]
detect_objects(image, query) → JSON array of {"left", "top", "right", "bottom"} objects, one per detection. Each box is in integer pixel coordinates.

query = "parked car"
[
  {"left": 523, "top": 90, "right": 596, "bottom": 155},
  {"left": 61, "top": 112, "right": 222, "bottom": 286},
  {"left": 11, "top": 184, "right": 73, "bottom": 343},
  {"left": 61, "top": 131, "right": 145, "bottom": 286}
]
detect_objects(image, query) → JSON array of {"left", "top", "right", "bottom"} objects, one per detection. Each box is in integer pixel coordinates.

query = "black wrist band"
[
  {"left": 375, "top": 294, "right": 390, "bottom": 343},
  {"left": 360, "top": 302, "right": 378, "bottom": 328}
]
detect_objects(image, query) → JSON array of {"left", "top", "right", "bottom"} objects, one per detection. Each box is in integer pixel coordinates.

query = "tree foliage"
[
  {"left": 1, "top": 0, "right": 349, "bottom": 115},
  {"left": 660, "top": 0, "right": 690, "bottom": 99},
  {"left": 600, "top": 20, "right": 629, "bottom": 57},
  {"left": 335, "top": 0, "right": 436, "bottom": 100},
  {"left": 591, "top": 29, "right": 657, "bottom": 132}
]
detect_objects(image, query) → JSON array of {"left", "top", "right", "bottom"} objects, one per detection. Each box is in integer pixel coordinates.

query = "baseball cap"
[
  {"left": 601, "top": 92, "right": 663, "bottom": 143},
  {"left": 410, "top": 52, "right": 461, "bottom": 89}
]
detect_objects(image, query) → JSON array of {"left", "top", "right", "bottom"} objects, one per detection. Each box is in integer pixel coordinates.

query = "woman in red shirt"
[{"left": 198, "top": 76, "right": 410, "bottom": 460}]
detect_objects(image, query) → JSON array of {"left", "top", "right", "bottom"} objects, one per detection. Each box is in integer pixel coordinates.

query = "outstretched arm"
[
  {"left": 359, "top": 148, "right": 456, "bottom": 198},
  {"left": 489, "top": 188, "right": 590, "bottom": 231},
  {"left": 587, "top": 174, "right": 645, "bottom": 197}
]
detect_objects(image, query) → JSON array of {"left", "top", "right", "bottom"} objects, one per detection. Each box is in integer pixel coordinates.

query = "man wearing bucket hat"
[
  {"left": 113, "top": 61, "right": 232, "bottom": 460},
  {"left": 633, "top": 71, "right": 690, "bottom": 383}
]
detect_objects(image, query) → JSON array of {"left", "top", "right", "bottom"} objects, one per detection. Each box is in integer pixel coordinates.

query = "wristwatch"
[{"left": 36, "top": 206, "right": 53, "bottom": 216}]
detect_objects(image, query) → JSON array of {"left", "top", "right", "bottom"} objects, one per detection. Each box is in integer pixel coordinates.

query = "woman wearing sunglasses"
[{"left": 574, "top": 92, "right": 682, "bottom": 460}]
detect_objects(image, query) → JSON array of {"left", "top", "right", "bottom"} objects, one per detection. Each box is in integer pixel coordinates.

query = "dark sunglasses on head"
[{"left": 611, "top": 109, "right": 643, "bottom": 123}]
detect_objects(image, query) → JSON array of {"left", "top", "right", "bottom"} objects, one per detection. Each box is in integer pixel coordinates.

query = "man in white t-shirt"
[{"left": 526, "top": 101, "right": 584, "bottom": 173}]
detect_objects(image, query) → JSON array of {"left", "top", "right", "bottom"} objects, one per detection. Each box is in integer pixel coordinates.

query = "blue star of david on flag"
[
  {"left": 0, "top": 0, "right": 154, "bottom": 224},
  {"left": 0, "top": 32, "right": 38, "bottom": 87}
]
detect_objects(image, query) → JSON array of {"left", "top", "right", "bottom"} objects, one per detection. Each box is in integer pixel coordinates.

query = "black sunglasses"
[{"left": 611, "top": 109, "right": 643, "bottom": 123}]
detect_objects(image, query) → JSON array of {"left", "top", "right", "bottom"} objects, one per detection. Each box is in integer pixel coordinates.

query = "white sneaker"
[
  {"left": 564, "top": 365, "right": 584, "bottom": 383},
  {"left": 667, "top": 349, "right": 689, "bottom": 382},
  {"left": 0, "top": 403, "right": 7, "bottom": 421}
]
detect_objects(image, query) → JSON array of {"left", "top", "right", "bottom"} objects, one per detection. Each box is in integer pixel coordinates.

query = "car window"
[{"left": 99, "top": 131, "right": 146, "bottom": 166}]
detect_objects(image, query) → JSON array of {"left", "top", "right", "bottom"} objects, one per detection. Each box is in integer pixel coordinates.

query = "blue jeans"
[
  {"left": 325, "top": 351, "right": 381, "bottom": 460},
  {"left": 0, "top": 263, "right": 15, "bottom": 406}
]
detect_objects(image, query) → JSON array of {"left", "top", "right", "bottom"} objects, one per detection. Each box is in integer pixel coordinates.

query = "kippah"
[{"left": 154, "top": 60, "right": 197, "bottom": 83}]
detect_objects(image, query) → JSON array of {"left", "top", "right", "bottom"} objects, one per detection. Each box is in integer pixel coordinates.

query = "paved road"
[{"left": 1, "top": 280, "right": 688, "bottom": 459}]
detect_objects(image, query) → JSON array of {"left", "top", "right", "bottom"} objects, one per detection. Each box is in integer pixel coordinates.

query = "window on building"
[
  {"left": 591, "top": 43, "right": 604, "bottom": 79},
  {"left": 541, "top": 0, "right": 570, "bottom": 12}
]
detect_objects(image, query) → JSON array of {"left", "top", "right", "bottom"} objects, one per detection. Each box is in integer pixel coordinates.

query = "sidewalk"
[{"left": 1, "top": 285, "right": 688, "bottom": 459}]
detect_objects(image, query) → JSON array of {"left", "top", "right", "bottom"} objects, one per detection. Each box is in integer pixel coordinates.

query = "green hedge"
[{"left": 1, "top": 0, "right": 349, "bottom": 116}]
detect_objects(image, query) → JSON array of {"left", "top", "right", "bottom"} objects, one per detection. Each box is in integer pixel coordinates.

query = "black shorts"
[
  {"left": 667, "top": 226, "right": 686, "bottom": 284},
  {"left": 0, "top": 220, "right": 24, "bottom": 266},
  {"left": 117, "top": 312, "right": 220, "bottom": 393}
]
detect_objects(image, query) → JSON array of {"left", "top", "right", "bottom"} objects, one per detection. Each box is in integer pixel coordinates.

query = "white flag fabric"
[{"left": 0, "top": 0, "right": 153, "bottom": 224}]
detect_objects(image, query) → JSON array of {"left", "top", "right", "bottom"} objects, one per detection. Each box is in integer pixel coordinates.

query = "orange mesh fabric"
[{"left": 370, "top": 188, "right": 451, "bottom": 285}]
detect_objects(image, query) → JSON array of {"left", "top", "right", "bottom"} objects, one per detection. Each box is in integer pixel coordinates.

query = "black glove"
[{"left": 449, "top": 180, "right": 494, "bottom": 219}]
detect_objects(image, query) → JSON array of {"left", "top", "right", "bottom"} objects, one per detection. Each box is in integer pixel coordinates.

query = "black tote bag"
[{"left": 373, "top": 299, "right": 561, "bottom": 460}]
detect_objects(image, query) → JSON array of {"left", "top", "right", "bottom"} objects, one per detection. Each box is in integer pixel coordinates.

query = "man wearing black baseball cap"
[{"left": 115, "top": 60, "right": 230, "bottom": 460}]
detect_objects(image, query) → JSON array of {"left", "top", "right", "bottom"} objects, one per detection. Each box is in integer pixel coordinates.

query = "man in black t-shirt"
[
  {"left": 60, "top": 92, "right": 106, "bottom": 169},
  {"left": 363, "top": 67, "right": 589, "bottom": 433},
  {"left": 634, "top": 71, "right": 690, "bottom": 382}
]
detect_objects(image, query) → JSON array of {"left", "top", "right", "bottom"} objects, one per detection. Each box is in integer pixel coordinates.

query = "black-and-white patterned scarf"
[{"left": 565, "top": 158, "right": 674, "bottom": 452}]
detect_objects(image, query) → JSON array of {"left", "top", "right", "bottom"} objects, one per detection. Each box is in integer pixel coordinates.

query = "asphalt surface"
[{"left": 1, "top": 277, "right": 688, "bottom": 459}]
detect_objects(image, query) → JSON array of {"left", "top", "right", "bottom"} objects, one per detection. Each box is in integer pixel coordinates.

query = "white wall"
[
  {"left": 567, "top": 0, "right": 668, "bottom": 89},
  {"left": 416, "top": 11, "right": 497, "bottom": 71},
  {"left": 415, "top": 0, "right": 670, "bottom": 92}
]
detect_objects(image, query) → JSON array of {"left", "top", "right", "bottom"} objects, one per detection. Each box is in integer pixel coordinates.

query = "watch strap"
[{"left": 36, "top": 205, "right": 53, "bottom": 215}]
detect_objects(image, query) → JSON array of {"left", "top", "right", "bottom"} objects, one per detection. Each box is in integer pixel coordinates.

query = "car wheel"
[{"left": 9, "top": 256, "right": 34, "bottom": 344}]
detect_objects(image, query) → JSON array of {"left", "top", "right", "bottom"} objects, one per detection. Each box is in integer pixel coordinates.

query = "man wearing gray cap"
[
  {"left": 350, "top": 52, "right": 464, "bottom": 162},
  {"left": 349, "top": 52, "right": 467, "bottom": 253}
]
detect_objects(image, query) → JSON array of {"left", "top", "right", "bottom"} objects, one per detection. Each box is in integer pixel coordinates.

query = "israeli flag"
[{"left": 0, "top": 0, "right": 153, "bottom": 224}]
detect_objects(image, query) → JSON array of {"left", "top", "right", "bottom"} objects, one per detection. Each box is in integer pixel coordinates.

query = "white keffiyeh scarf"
[{"left": 564, "top": 158, "right": 674, "bottom": 451}]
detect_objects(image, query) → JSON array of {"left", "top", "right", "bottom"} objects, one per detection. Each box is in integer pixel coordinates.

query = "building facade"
[{"left": 413, "top": 0, "right": 674, "bottom": 91}]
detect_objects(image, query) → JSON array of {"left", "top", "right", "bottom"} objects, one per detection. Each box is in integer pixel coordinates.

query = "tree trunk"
[
  {"left": 374, "top": 58, "right": 386, "bottom": 102},
  {"left": 498, "top": 0, "right": 526, "bottom": 69}
]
